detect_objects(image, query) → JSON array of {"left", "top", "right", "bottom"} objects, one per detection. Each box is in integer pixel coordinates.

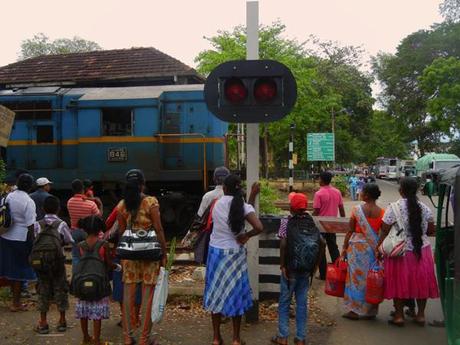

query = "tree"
[
  {"left": 420, "top": 57, "right": 460, "bottom": 131},
  {"left": 372, "top": 22, "right": 460, "bottom": 155},
  {"left": 440, "top": 0, "right": 460, "bottom": 23},
  {"left": 196, "top": 22, "right": 376, "bottom": 170},
  {"left": 362, "top": 111, "right": 410, "bottom": 162},
  {"left": 19, "top": 33, "right": 101, "bottom": 60}
]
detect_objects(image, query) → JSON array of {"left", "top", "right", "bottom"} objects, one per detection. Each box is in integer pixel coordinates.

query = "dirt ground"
[{"left": 0, "top": 279, "right": 334, "bottom": 345}]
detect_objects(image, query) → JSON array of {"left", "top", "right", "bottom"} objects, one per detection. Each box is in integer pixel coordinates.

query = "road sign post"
[{"left": 245, "top": 0, "right": 260, "bottom": 323}]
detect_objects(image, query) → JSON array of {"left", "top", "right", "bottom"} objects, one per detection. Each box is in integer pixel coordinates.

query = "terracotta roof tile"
[{"left": 0, "top": 47, "right": 203, "bottom": 86}]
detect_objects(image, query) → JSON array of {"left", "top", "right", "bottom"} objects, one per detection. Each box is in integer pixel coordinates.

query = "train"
[{"left": 0, "top": 84, "right": 228, "bottom": 233}]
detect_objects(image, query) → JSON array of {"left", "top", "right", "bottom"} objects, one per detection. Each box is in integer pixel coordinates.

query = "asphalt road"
[{"left": 319, "top": 178, "right": 447, "bottom": 345}]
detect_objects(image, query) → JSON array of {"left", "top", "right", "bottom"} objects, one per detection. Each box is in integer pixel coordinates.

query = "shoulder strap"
[
  {"left": 354, "top": 205, "right": 379, "bottom": 249},
  {"left": 390, "top": 201, "right": 405, "bottom": 231}
]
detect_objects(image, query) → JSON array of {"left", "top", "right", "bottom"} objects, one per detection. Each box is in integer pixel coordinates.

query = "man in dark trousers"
[
  {"left": 30, "top": 177, "right": 53, "bottom": 221},
  {"left": 313, "top": 171, "right": 346, "bottom": 280}
]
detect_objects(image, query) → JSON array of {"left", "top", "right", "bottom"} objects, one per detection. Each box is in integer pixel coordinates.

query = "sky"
[{"left": 0, "top": 0, "right": 444, "bottom": 69}]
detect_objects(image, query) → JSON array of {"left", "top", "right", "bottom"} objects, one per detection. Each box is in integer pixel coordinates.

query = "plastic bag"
[
  {"left": 365, "top": 263, "right": 384, "bottom": 304},
  {"left": 151, "top": 267, "right": 169, "bottom": 323},
  {"left": 325, "top": 258, "right": 348, "bottom": 297}
]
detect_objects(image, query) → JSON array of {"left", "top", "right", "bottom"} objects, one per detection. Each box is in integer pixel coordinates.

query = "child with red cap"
[{"left": 272, "top": 193, "right": 324, "bottom": 345}]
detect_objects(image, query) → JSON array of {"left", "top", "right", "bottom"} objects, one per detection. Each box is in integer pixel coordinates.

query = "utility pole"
[
  {"left": 245, "top": 0, "right": 260, "bottom": 322},
  {"left": 289, "top": 123, "right": 295, "bottom": 192}
]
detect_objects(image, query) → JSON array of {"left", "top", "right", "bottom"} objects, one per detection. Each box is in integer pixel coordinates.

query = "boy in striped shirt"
[{"left": 67, "top": 179, "right": 101, "bottom": 273}]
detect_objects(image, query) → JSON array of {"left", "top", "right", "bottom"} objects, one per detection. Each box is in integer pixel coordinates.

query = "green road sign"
[{"left": 307, "top": 133, "right": 335, "bottom": 161}]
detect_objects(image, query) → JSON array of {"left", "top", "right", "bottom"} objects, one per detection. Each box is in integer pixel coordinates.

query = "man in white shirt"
[{"left": 197, "top": 166, "right": 230, "bottom": 217}]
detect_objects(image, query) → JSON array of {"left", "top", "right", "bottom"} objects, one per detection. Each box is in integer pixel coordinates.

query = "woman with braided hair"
[
  {"left": 203, "top": 174, "right": 263, "bottom": 345},
  {"left": 378, "top": 177, "right": 439, "bottom": 327}
]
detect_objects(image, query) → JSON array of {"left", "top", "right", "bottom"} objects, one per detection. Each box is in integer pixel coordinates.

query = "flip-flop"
[{"left": 388, "top": 319, "right": 405, "bottom": 327}]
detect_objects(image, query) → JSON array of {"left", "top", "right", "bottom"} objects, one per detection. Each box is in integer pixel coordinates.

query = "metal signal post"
[{"left": 245, "top": 0, "right": 260, "bottom": 322}]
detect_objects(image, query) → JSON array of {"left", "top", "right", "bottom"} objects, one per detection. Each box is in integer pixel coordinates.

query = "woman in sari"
[{"left": 341, "top": 183, "right": 384, "bottom": 320}]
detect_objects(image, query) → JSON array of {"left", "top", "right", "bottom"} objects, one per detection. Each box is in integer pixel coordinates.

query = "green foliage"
[
  {"left": 372, "top": 22, "right": 460, "bottom": 155},
  {"left": 440, "top": 0, "right": 460, "bottom": 23},
  {"left": 332, "top": 175, "right": 348, "bottom": 197},
  {"left": 19, "top": 33, "right": 101, "bottom": 60},
  {"left": 0, "top": 159, "right": 5, "bottom": 183},
  {"left": 0, "top": 159, "right": 6, "bottom": 195},
  {"left": 420, "top": 57, "right": 460, "bottom": 131},
  {"left": 259, "top": 180, "right": 281, "bottom": 215},
  {"left": 166, "top": 237, "right": 176, "bottom": 271},
  {"left": 360, "top": 111, "right": 410, "bottom": 163}
]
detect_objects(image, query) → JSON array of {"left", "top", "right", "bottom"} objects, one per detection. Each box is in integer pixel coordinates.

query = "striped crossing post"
[{"left": 289, "top": 123, "right": 295, "bottom": 192}]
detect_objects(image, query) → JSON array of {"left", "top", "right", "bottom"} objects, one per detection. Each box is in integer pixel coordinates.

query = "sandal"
[
  {"left": 388, "top": 319, "right": 405, "bottom": 327},
  {"left": 294, "top": 338, "right": 306, "bottom": 345},
  {"left": 414, "top": 318, "right": 426, "bottom": 327},
  {"left": 33, "top": 323, "right": 50, "bottom": 335},
  {"left": 271, "top": 336, "right": 288, "bottom": 345},
  {"left": 9, "top": 303, "right": 28, "bottom": 312},
  {"left": 429, "top": 319, "right": 445, "bottom": 328},
  {"left": 212, "top": 339, "right": 224, "bottom": 345},
  {"left": 57, "top": 322, "right": 67, "bottom": 332},
  {"left": 342, "top": 312, "right": 359, "bottom": 320}
]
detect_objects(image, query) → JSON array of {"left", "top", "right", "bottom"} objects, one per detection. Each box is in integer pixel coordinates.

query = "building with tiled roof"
[{"left": 0, "top": 47, "right": 204, "bottom": 88}]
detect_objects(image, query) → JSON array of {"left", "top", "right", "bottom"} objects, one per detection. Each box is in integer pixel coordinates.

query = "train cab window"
[
  {"left": 102, "top": 108, "right": 133, "bottom": 136},
  {"left": 36, "top": 125, "right": 54, "bottom": 143}
]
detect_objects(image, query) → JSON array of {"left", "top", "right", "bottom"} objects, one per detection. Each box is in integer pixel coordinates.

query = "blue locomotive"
[{"left": 0, "top": 84, "right": 227, "bottom": 231}]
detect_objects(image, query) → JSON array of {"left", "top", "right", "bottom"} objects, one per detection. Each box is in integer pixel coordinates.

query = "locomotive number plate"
[{"left": 108, "top": 147, "right": 128, "bottom": 162}]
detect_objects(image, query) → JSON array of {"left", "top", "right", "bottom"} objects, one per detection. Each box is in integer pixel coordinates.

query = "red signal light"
[
  {"left": 254, "top": 78, "right": 277, "bottom": 103},
  {"left": 224, "top": 78, "right": 248, "bottom": 104}
]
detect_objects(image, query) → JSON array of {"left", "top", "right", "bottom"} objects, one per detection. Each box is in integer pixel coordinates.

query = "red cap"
[
  {"left": 288, "top": 192, "right": 297, "bottom": 202},
  {"left": 290, "top": 193, "right": 308, "bottom": 211}
]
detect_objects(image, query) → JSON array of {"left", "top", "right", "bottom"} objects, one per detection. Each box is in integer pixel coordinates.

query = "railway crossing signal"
[{"left": 204, "top": 59, "right": 297, "bottom": 123}]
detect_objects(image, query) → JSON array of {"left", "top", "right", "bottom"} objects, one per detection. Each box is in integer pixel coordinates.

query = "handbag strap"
[{"left": 390, "top": 201, "right": 405, "bottom": 234}]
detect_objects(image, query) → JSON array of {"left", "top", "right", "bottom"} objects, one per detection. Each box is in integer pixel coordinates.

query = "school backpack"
[
  {"left": 0, "top": 194, "right": 12, "bottom": 235},
  {"left": 70, "top": 240, "right": 111, "bottom": 301},
  {"left": 29, "top": 220, "right": 65, "bottom": 275},
  {"left": 286, "top": 213, "right": 321, "bottom": 273}
]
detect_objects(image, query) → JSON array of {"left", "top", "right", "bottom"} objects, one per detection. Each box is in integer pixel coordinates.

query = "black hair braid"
[
  {"left": 401, "top": 178, "right": 423, "bottom": 259},
  {"left": 225, "top": 175, "right": 245, "bottom": 235},
  {"left": 124, "top": 181, "right": 142, "bottom": 212}
]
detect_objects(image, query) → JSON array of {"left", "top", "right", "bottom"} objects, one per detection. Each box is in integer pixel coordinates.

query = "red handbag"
[
  {"left": 365, "top": 263, "right": 385, "bottom": 304},
  {"left": 325, "top": 258, "right": 348, "bottom": 297}
]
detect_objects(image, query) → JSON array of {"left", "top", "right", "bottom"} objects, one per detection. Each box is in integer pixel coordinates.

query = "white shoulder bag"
[{"left": 379, "top": 201, "right": 407, "bottom": 257}]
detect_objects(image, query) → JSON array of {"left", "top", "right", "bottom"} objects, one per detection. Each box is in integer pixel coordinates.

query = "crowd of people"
[{"left": 0, "top": 167, "right": 440, "bottom": 345}]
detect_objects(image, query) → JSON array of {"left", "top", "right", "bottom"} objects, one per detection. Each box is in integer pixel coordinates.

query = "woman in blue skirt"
[
  {"left": 204, "top": 174, "right": 263, "bottom": 345},
  {"left": 0, "top": 173, "right": 37, "bottom": 311}
]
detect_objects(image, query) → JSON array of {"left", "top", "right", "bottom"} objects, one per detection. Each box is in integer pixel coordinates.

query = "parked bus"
[
  {"left": 387, "top": 158, "right": 400, "bottom": 180},
  {"left": 375, "top": 157, "right": 389, "bottom": 179}
]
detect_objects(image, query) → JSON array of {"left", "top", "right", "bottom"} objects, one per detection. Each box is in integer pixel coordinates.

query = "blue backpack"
[{"left": 286, "top": 213, "right": 321, "bottom": 273}]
